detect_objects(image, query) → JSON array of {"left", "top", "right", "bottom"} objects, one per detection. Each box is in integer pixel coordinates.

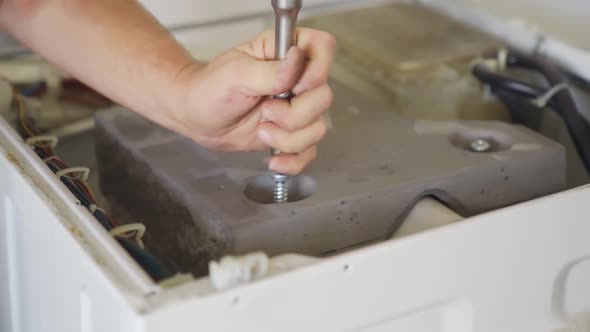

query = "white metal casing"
[
  {"left": 1, "top": 1, "right": 590, "bottom": 331},
  {"left": 2, "top": 110, "right": 590, "bottom": 330}
]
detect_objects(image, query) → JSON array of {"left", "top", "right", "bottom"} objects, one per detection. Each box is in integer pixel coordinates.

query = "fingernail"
[{"left": 257, "top": 128, "right": 272, "bottom": 144}]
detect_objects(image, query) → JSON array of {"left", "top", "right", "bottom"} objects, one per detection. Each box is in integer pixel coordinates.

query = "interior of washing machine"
[{"left": 2, "top": 3, "right": 589, "bottom": 282}]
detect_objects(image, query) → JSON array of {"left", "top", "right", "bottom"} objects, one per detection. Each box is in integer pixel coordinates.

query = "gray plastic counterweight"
[{"left": 95, "top": 81, "right": 565, "bottom": 276}]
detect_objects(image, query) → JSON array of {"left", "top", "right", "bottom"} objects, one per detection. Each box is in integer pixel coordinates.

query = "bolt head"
[{"left": 470, "top": 139, "right": 491, "bottom": 152}]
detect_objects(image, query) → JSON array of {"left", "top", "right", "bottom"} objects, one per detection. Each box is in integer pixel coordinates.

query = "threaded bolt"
[{"left": 272, "top": 173, "right": 288, "bottom": 203}]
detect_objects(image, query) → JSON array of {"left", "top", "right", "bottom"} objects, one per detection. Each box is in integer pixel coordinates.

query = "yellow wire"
[
  {"left": 14, "top": 84, "right": 95, "bottom": 198},
  {"left": 8, "top": 80, "right": 138, "bottom": 244},
  {"left": 13, "top": 92, "right": 36, "bottom": 138}
]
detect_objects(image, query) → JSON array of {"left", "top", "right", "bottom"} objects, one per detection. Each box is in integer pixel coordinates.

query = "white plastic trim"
[{"left": 209, "top": 252, "right": 269, "bottom": 290}]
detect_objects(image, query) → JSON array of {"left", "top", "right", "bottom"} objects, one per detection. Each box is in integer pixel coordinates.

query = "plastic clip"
[
  {"left": 55, "top": 167, "right": 90, "bottom": 181},
  {"left": 25, "top": 135, "right": 58, "bottom": 149},
  {"left": 109, "top": 223, "right": 146, "bottom": 249},
  {"left": 88, "top": 204, "right": 106, "bottom": 214},
  {"left": 42, "top": 156, "right": 60, "bottom": 163},
  {"left": 496, "top": 48, "right": 508, "bottom": 72},
  {"left": 470, "top": 48, "right": 509, "bottom": 72},
  {"left": 209, "top": 252, "right": 269, "bottom": 290}
]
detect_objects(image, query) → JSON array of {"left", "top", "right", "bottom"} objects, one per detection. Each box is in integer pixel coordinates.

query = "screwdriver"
[{"left": 270, "top": 0, "right": 302, "bottom": 204}]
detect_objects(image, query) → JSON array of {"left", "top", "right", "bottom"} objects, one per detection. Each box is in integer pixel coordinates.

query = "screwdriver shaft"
[{"left": 270, "top": 0, "right": 302, "bottom": 204}]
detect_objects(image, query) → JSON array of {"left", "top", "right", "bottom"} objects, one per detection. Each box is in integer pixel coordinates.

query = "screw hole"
[
  {"left": 244, "top": 174, "right": 317, "bottom": 204},
  {"left": 449, "top": 130, "right": 513, "bottom": 153},
  {"left": 470, "top": 139, "right": 491, "bottom": 153},
  {"left": 232, "top": 296, "right": 240, "bottom": 305},
  {"left": 343, "top": 264, "right": 350, "bottom": 272}
]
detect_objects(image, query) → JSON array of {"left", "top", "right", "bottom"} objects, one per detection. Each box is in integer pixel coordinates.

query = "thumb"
[{"left": 239, "top": 46, "right": 305, "bottom": 96}]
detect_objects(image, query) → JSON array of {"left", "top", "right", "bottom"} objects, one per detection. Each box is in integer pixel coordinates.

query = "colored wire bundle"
[{"left": 10, "top": 85, "right": 174, "bottom": 281}]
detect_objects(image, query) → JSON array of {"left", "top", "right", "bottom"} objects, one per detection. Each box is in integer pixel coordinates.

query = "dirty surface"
[
  {"left": 303, "top": 2, "right": 507, "bottom": 121},
  {"left": 22, "top": 3, "right": 579, "bottom": 278},
  {"left": 95, "top": 81, "right": 565, "bottom": 277}
]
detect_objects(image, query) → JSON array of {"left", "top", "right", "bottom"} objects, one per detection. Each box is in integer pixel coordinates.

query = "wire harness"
[{"left": 10, "top": 85, "right": 174, "bottom": 282}]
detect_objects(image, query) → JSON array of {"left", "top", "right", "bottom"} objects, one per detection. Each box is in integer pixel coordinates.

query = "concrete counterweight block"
[{"left": 95, "top": 82, "right": 565, "bottom": 276}]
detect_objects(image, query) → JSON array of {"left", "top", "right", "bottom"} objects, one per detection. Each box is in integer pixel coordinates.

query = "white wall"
[
  {"left": 138, "top": 0, "right": 342, "bottom": 57},
  {"left": 136, "top": 0, "right": 590, "bottom": 56},
  {"left": 139, "top": 0, "right": 339, "bottom": 26},
  {"left": 448, "top": 0, "right": 590, "bottom": 50},
  {"left": 2, "top": 1, "right": 588, "bottom": 54}
]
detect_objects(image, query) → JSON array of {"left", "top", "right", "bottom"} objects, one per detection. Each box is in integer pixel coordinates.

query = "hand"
[{"left": 169, "top": 28, "right": 335, "bottom": 175}]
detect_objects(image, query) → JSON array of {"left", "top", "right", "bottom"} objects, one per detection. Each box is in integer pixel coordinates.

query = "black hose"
[
  {"left": 472, "top": 64, "right": 547, "bottom": 100},
  {"left": 510, "top": 54, "right": 590, "bottom": 172},
  {"left": 117, "top": 238, "right": 174, "bottom": 281},
  {"left": 472, "top": 51, "right": 590, "bottom": 174}
]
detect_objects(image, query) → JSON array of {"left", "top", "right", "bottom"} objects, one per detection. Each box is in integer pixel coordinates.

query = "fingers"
[
  {"left": 257, "top": 115, "right": 327, "bottom": 154},
  {"left": 228, "top": 28, "right": 334, "bottom": 175},
  {"left": 253, "top": 78, "right": 332, "bottom": 175},
  {"left": 235, "top": 47, "right": 305, "bottom": 96},
  {"left": 292, "top": 28, "right": 335, "bottom": 94},
  {"left": 237, "top": 30, "right": 276, "bottom": 60},
  {"left": 260, "top": 83, "right": 333, "bottom": 132},
  {"left": 237, "top": 28, "right": 335, "bottom": 95},
  {"left": 268, "top": 146, "right": 318, "bottom": 175}
]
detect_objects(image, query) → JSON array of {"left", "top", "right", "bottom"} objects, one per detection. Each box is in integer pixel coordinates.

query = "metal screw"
[
  {"left": 470, "top": 139, "right": 491, "bottom": 152},
  {"left": 272, "top": 173, "right": 288, "bottom": 203}
]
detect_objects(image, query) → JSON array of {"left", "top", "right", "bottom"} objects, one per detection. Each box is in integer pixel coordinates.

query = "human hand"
[{"left": 168, "top": 28, "right": 335, "bottom": 175}]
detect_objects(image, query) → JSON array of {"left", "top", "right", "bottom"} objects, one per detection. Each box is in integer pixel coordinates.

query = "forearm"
[{"left": 0, "top": 0, "right": 200, "bottom": 128}]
